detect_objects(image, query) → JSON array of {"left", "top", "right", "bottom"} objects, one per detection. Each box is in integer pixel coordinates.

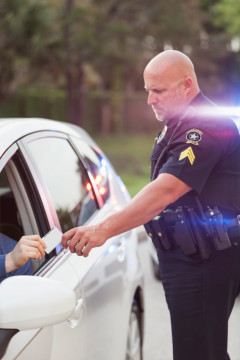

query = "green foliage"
[
  {"left": 95, "top": 132, "right": 155, "bottom": 196},
  {"left": 1, "top": 0, "right": 239, "bottom": 129},
  {"left": 0, "top": 0, "right": 56, "bottom": 101},
  {"left": 0, "top": 1, "right": 51, "bottom": 54},
  {"left": 0, "top": 89, "right": 67, "bottom": 122},
  {"left": 214, "top": 0, "right": 240, "bottom": 35}
]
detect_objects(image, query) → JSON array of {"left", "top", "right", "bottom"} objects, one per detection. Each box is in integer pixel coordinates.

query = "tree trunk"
[
  {"left": 66, "top": 65, "right": 84, "bottom": 127},
  {"left": 64, "top": 0, "right": 84, "bottom": 127},
  {"left": 101, "top": 101, "right": 111, "bottom": 135}
]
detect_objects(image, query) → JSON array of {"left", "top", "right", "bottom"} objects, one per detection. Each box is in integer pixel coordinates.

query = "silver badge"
[{"left": 186, "top": 129, "right": 203, "bottom": 145}]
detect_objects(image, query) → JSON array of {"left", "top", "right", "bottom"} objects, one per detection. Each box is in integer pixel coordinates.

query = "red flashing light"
[
  {"left": 86, "top": 182, "right": 92, "bottom": 192},
  {"left": 94, "top": 174, "right": 103, "bottom": 186},
  {"left": 99, "top": 187, "right": 106, "bottom": 195}
]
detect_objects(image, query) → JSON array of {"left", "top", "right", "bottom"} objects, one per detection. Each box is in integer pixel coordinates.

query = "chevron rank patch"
[{"left": 179, "top": 147, "right": 195, "bottom": 165}]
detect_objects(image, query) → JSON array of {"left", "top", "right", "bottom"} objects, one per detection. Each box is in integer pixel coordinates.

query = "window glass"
[
  {"left": 0, "top": 168, "right": 24, "bottom": 241},
  {"left": 72, "top": 138, "right": 110, "bottom": 203},
  {"left": 27, "top": 137, "right": 98, "bottom": 232}
]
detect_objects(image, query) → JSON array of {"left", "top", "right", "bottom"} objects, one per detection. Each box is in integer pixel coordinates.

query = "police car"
[{"left": 0, "top": 118, "right": 144, "bottom": 360}]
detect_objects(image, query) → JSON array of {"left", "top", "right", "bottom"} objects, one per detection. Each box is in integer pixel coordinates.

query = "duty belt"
[
  {"left": 144, "top": 206, "right": 240, "bottom": 260},
  {"left": 225, "top": 215, "right": 240, "bottom": 229}
]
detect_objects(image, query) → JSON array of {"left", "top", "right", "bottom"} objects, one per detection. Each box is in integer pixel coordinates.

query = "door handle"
[
  {"left": 117, "top": 239, "right": 126, "bottom": 262},
  {"left": 68, "top": 298, "right": 84, "bottom": 329}
]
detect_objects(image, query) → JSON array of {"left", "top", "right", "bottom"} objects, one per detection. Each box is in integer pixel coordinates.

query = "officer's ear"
[{"left": 182, "top": 77, "right": 192, "bottom": 94}]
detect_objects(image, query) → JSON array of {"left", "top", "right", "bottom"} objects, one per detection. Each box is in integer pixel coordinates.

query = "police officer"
[{"left": 62, "top": 50, "right": 240, "bottom": 360}]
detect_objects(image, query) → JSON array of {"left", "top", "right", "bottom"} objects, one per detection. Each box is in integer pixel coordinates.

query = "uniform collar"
[
  {"left": 164, "top": 91, "right": 204, "bottom": 130},
  {"left": 189, "top": 90, "right": 206, "bottom": 107}
]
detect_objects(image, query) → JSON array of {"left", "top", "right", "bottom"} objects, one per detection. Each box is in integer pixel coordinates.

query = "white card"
[{"left": 43, "top": 227, "right": 63, "bottom": 254}]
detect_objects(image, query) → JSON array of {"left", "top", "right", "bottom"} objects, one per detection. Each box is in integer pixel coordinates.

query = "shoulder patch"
[
  {"left": 186, "top": 129, "right": 203, "bottom": 145},
  {"left": 156, "top": 125, "right": 168, "bottom": 144},
  {"left": 179, "top": 147, "right": 195, "bottom": 165}
]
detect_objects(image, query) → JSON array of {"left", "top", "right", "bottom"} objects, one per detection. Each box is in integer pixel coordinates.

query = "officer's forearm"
[{"left": 99, "top": 173, "right": 191, "bottom": 238}]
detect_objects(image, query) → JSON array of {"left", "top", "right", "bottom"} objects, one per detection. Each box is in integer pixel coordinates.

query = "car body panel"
[{"left": 0, "top": 118, "right": 89, "bottom": 159}]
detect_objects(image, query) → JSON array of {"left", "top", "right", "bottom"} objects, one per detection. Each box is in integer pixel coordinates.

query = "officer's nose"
[{"left": 147, "top": 91, "right": 157, "bottom": 106}]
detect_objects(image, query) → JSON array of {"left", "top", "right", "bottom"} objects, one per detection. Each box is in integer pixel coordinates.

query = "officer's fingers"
[
  {"left": 61, "top": 228, "right": 78, "bottom": 248},
  {"left": 82, "top": 234, "right": 108, "bottom": 257},
  {"left": 75, "top": 238, "right": 89, "bottom": 256},
  {"left": 67, "top": 229, "right": 85, "bottom": 253},
  {"left": 81, "top": 242, "right": 93, "bottom": 257}
]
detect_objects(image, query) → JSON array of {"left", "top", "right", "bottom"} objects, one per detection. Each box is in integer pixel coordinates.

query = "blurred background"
[{"left": 1, "top": 0, "right": 240, "bottom": 196}]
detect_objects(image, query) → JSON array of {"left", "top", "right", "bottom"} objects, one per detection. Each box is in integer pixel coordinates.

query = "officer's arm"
[{"left": 62, "top": 173, "right": 192, "bottom": 257}]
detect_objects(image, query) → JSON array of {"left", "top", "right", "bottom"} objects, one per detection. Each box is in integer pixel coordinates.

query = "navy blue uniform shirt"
[
  {"left": 0, "top": 233, "right": 33, "bottom": 283},
  {"left": 151, "top": 91, "right": 240, "bottom": 218}
]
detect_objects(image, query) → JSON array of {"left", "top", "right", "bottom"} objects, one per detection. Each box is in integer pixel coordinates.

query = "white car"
[
  {"left": 149, "top": 240, "right": 161, "bottom": 280},
  {"left": 0, "top": 118, "right": 145, "bottom": 360}
]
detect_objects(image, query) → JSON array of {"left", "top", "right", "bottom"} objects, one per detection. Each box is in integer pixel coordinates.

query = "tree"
[
  {"left": 213, "top": 0, "right": 240, "bottom": 36},
  {"left": 0, "top": 0, "right": 56, "bottom": 105},
  {"left": 2, "top": 0, "right": 231, "bottom": 127}
]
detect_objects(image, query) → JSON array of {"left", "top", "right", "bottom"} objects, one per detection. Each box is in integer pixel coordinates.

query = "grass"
[{"left": 95, "top": 133, "right": 157, "bottom": 197}]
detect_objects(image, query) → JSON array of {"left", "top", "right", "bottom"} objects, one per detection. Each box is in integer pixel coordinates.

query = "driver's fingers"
[
  {"left": 22, "top": 245, "right": 43, "bottom": 260},
  {"left": 19, "top": 238, "right": 46, "bottom": 257}
]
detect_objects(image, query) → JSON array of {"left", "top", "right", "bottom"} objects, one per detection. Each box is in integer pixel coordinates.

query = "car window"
[
  {"left": 0, "top": 164, "right": 39, "bottom": 278},
  {"left": 72, "top": 138, "right": 110, "bottom": 204},
  {"left": 0, "top": 168, "right": 24, "bottom": 241},
  {"left": 26, "top": 137, "right": 98, "bottom": 232}
]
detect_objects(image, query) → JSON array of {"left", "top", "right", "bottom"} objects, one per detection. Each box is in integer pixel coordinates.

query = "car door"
[
  {"left": 0, "top": 130, "right": 134, "bottom": 360},
  {"left": 69, "top": 137, "right": 137, "bottom": 359},
  {"left": 0, "top": 140, "right": 88, "bottom": 360},
  {"left": 22, "top": 132, "right": 133, "bottom": 360}
]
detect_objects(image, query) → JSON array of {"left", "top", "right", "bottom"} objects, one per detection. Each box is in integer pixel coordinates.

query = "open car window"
[
  {"left": 25, "top": 136, "right": 98, "bottom": 232},
  {"left": 0, "top": 151, "right": 47, "bottom": 275}
]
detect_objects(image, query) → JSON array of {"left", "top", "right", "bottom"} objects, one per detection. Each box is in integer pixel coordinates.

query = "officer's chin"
[
  {"left": 152, "top": 107, "right": 165, "bottom": 122},
  {"left": 155, "top": 113, "right": 165, "bottom": 122}
]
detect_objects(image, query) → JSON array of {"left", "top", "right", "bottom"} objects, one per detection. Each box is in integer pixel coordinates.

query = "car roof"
[{"left": 0, "top": 118, "right": 95, "bottom": 158}]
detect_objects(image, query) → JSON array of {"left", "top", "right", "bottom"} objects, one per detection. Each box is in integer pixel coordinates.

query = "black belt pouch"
[{"left": 144, "top": 221, "right": 164, "bottom": 250}]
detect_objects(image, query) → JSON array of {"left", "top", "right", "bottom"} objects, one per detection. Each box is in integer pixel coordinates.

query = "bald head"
[
  {"left": 144, "top": 50, "right": 200, "bottom": 122},
  {"left": 144, "top": 50, "right": 198, "bottom": 90}
]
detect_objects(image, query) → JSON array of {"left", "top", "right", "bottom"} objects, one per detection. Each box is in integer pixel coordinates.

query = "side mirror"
[{"left": 0, "top": 276, "right": 76, "bottom": 330}]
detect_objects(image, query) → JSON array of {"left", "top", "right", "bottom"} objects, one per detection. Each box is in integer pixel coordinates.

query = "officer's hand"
[
  {"left": 5, "top": 235, "right": 46, "bottom": 273},
  {"left": 61, "top": 225, "right": 108, "bottom": 257}
]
